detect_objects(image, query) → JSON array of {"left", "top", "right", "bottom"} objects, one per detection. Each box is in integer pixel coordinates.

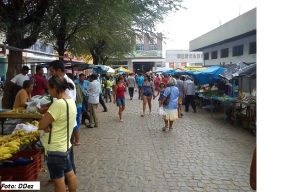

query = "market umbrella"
[
  {"left": 153, "top": 67, "right": 171, "bottom": 73},
  {"left": 115, "top": 67, "right": 132, "bottom": 74}
]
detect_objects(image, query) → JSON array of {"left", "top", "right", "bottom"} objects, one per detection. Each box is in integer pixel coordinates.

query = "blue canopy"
[
  {"left": 162, "top": 69, "right": 176, "bottom": 75},
  {"left": 192, "top": 66, "right": 225, "bottom": 85},
  {"left": 93, "top": 64, "right": 108, "bottom": 74}
]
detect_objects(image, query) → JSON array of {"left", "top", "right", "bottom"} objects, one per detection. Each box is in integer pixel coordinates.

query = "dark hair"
[
  {"left": 48, "top": 60, "right": 65, "bottom": 71},
  {"left": 48, "top": 75, "right": 74, "bottom": 93},
  {"left": 90, "top": 74, "right": 98, "bottom": 80},
  {"left": 23, "top": 80, "right": 33, "bottom": 89},
  {"left": 36, "top": 65, "right": 43, "bottom": 71},
  {"left": 22, "top": 66, "right": 30, "bottom": 71},
  {"left": 79, "top": 73, "right": 85, "bottom": 78},
  {"left": 66, "top": 73, "right": 74, "bottom": 80}
]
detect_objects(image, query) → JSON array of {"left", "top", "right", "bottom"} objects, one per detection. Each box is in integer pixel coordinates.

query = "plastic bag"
[
  {"left": 13, "top": 124, "right": 38, "bottom": 133},
  {"left": 159, "top": 107, "right": 166, "bottom": 116}
]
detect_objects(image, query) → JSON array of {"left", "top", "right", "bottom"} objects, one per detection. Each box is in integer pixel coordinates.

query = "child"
[{"left": 155, "top": 82, "right": 166, "bottom": 107}]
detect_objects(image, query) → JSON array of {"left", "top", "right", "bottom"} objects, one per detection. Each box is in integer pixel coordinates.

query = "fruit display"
[{"left": 0, "top": 126, "right": 40, "bottom": 161}]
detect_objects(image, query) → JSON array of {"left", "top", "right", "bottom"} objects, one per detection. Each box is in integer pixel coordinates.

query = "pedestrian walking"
[
  {"left": 155, "top": 82, "right": 166, "bottom": 107},
  {"left": 87, "top": 74, "right": 100, "bottom": 128},
  {"left": 74, "top": 82, "right": 84, "bottom": 145},
  {"left": 113, "top": 76, "right": 126, "bottom": 122},
  {"left": 104, "top": 76, "right": 113, "bottom": 102},
  {"left": 175, "top": 75, "right": 184, "bottom": 118},
  {"left": 154, "top": 74, "right": 161, "bottom": 95},
  {"left": 161, "top": 78, "right": 179, "bottom": 131},
  {"left": 74, "top": 74, "right": 90, "bottom": 125},
  {"left": 136, "top": 73, "right": 144, "bottom": 100},
  {"left": 184, "top": 76, "right": 197, "bottom": 113},
  {"left": 141, "top": 75, "right": 155, "bottom": 117},
  {"left": 38, "top": 75, "right": 77, "bottom": 192},
  {"left": 98, "top": 76, "right": 108, "bottom": 112},
  {"left": 127, "top": 73, "right": 136, "bottom": 100}
]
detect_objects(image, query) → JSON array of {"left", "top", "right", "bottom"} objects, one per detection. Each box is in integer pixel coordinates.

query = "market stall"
[{"left": 0, "top": 125, "right": 42, "bottom": 182}]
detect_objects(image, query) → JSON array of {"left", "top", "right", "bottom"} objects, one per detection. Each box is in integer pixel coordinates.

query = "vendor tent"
[{"left": 192, "top": 66, "right": 225, "bottom": 85}]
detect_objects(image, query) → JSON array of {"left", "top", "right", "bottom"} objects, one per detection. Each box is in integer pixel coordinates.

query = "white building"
[
  {"left": 112, "top": 33, "right": 164, "bottom": 73},
  {"left": 165, "top": 50, "right": 203, "bottom": 68},
  {"left": 189, "top": 8, "right": 256, "bottom": 66}
]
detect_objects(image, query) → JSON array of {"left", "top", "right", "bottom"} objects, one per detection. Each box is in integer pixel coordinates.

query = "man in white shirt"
[
  {"left": 11, "top": 66, "right": 30, "bottom": 87},
  {"left": 127, "top": 73, "right": 136, "bottom": 100},
  {"left": 87, "top": 74, "right": 100, "bottom": 128},
  {"left": 184, "top": 77, "right": 196, "bottom": 113}
]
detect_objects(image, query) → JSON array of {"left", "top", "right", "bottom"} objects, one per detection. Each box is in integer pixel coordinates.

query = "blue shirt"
[
  {"left": 136, "top": 76, "right": 144, "bottom": 87},
  {"left": 75, "top": 79, "right": 89, "bottom": 96},
  {"left": 163, "top": 86, "right": 179, "bottom": 109}
]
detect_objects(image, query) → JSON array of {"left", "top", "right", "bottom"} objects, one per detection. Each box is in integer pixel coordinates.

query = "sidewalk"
[{"left": 38, "top": 93, "right": 255, "bottom": 191}]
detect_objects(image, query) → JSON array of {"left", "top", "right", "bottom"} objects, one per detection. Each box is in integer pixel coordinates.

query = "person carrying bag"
[{"left": 39, "top": 75, "right": 77, "bottom": 192}]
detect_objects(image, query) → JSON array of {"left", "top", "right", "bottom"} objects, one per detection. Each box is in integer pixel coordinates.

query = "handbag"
[{"left": 46, "top": 99, "right": 70, "bottom": 165}]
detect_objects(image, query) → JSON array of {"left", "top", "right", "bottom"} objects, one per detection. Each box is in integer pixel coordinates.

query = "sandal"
[
  {"left": 162, "top": 127, "right": 167, "bottom": 131},
  {"left": 141, "top": 114, "right": 145, "bottom": 117}
]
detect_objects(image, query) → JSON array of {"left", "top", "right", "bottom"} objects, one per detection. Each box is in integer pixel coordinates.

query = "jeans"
[
  {"left": 99, "top": 93, "right": 107, "bottom": 111},
  {"left": 185, "top": 95, "right": 196, "bottom": 112}
]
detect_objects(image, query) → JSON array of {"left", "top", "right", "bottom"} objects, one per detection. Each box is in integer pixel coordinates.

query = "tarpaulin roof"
[
  {"left": 233, "top": 63, "right": 256, "bottom": 77},
  {"left": 219, "top": 62, "right": 254, "bottom": 80},
  {"left": 192, "top": 66, "right": 225, "bottom": 85}
]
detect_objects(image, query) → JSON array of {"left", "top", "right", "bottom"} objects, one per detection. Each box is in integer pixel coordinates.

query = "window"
[
  {"left": 249, "top": 42, "right": 256, "bottom": 54},
  {"left": 185, "top": 54, "right": 188, "bottom": 59},
  {"left": 177, "top": 54, "right": 181, "bottom": 59},
  {"left": 149, "top": 44, "right": 157, "bottom": 50},
  {"left": 221, "top": 48, "right": 229, "bottom": 58},
  {"left": 136, "top": 44, "right": 144, "bottom": 51},
  {"left": 204, "top": 53, "right": 209, "bottom": 60},
  {"left": 232, "top": 45, "right": 244, "bottom": 56},
  {"left": 211, "top": 51, "right": 218, "bottom": 59}
]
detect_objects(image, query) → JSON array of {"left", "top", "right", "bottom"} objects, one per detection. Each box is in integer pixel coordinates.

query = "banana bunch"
[
  {"left": 24, "top": 120, "right": 39, "bottom": 128},
  {"left": 0, "top": 130, "right": 40, "bottom": 160},
  {"left": 0, "top": 146, "right": 13, "bottom": 160}
]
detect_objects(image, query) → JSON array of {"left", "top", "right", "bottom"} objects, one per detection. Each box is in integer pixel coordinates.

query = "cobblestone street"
[{"left": 39, "top": 93, "right": 256, "bottom": 192}]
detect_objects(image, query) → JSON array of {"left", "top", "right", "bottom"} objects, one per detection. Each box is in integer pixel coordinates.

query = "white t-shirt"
[
  {"left": 64, "top": 74, "right": 76, "bottom": 101},
  {"left": 63, "top": 74, "right": 77, "bottom": 128},
  {"left": 88, "top": 80, "right": 100, "bottom": 104},
  {"left": 11, "top": 74, "right": 29, "bottom": 87}
]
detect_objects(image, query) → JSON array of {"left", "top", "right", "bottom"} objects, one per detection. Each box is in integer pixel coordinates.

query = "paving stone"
[{"left": 37, "top": 93, "right": 255, "bottom": 191}]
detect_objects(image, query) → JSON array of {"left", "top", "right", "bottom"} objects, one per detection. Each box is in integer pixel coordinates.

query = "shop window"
[
  {"left": 211, "top": 51, "right": 218, "bottom": 59},
  {"left": 232, "top": 45, "right": 243, "bottom": 56},
  {"left": 221, "top": 48, "right": 229, "bottom": 58},
  {"left": 249, "top": 42, "right": 256, "bottom": 54},
  {"left": 204, "top": 53, "right": 209, "bottom": 60}
]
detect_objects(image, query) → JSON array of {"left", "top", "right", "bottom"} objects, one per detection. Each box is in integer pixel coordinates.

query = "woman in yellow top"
[
  {"left": 38, "top": 75, "right": 77, "bottom": 192},
  {"left": 13, "top": 80, "right": 33, "bottom": 109}
]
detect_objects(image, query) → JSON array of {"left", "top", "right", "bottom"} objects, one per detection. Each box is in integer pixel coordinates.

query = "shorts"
[
  {"left": 116, "top": 97, "right": 125, "bottom": 106},
  {"left": 143, "top": 91, "right": 153, "bottom": 97},
  {"left": 46, "top": 152, "right": 73, "bottom": 180},
  {"left": 178, "top": 97, "right": 183, "bottom": 105}
]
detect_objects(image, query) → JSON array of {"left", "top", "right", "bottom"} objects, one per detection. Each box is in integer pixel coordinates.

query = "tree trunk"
[
  {"left": 92, "top": 54, "right": 99, "bottom": 65},
  {"left": 6, "top": 50, "right": 23, "bottom": 81}
]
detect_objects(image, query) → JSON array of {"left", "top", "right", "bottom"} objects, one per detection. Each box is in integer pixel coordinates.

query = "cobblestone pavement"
[{"left": 38, "top": 93, "right": 256, "bottom": 192}]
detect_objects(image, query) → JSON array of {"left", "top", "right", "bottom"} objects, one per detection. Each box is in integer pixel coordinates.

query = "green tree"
[
  {"left": 41, "top": 0, "right": 90, "bottom": 58},
  {"left": 70, "top": 0, "right": 183, "bottom": 64},
  {"left": 0, "top": 0, "right": 49, "bottom": 79}
]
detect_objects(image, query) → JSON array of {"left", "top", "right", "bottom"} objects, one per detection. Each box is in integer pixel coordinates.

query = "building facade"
[
  {"left": 189, "top": 8, "right": 256, "bottom": 66},
  {"left": 112, "top": 33, "right": 164, "bottom": 73},
  {"left": 165, "top": 50, "right": 203, "bottom": 68}
]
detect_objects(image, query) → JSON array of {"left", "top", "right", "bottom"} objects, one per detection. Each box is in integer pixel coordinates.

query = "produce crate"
[{"left": 0, "top": 149, "right": 42, "bottom": 181}]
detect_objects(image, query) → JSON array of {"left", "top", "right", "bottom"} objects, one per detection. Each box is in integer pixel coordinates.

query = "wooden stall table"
[{"left": 0, "top": 110, "right": 42, "bottom": 134}]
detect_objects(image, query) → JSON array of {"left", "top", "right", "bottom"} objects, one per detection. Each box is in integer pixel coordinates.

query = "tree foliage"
[{"left": 0, "top": 0, "right": 49, "bottom": 78}]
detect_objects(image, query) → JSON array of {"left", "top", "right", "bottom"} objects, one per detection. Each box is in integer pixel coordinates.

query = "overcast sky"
[{"left": 156, "top": 0, "right": 257, "bottom": 54}]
